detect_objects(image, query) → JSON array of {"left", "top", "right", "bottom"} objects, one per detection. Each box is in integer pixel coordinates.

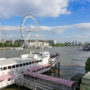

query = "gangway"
[{"left": 15, "top": 64, "right": 75, "bottom": 90}]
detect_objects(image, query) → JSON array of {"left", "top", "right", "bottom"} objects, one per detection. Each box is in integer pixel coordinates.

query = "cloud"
[
  {"left": 0, "top": 26, "right": 20, "bottom": 31},
  {"left": 0, "top": 22, "right": 90, "bottom": 41},
  {"left": 0, "top": 0, "right": 70, "bottom": 18},
  {"left": 40, "top": 23, "right": 90, "bottom": 34},
  {"left": 63, "top": 23, "right": 90, "bottom": 31},
  {"left": 6, "top": 35, "right": 16, "bottom": 38},
  {"left": 0, "top": 23, "right": 90, "bottom": 32}
]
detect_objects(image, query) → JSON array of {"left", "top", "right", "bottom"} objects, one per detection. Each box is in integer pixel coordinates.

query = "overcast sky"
[{"left": 0, "top": 0, "right": 90, "bottom": 42}]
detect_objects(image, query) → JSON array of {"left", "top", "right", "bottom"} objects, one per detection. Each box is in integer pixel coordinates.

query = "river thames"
[{"left": 1, "top": 47, "right": 90, "bottom": 90}]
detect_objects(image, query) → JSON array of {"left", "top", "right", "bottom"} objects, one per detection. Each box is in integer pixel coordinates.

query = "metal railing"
[{"left": 15, "top": 74, "right": 75, "bottom": 90}]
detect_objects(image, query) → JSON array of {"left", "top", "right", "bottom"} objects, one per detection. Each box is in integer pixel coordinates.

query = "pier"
[{"left": 15, "top": 63, "right": 75, "bottom": 90}]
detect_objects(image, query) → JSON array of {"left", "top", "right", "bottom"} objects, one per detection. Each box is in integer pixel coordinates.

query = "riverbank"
[{"left": 0, "top": 47, "right": 10, "bottom": 50}]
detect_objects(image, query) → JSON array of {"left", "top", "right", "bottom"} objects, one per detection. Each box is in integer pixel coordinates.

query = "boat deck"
[{"left": 0, "top": 55, "right": 41, "bottom": 67}]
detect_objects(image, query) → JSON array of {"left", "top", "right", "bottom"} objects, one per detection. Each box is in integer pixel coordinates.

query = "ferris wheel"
[{"left": 20, "top": 15, "right": 39, "bottom": 48}]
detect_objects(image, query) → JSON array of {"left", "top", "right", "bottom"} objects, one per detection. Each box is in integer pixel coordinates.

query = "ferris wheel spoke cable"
[{"left": 21, "top": 15, "right": 40, "bottom": 48}]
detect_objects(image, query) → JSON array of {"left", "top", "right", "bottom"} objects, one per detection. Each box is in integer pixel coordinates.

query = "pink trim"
[
  {"left": 24, "top": 64, "right": 74, "bottom": 87},
  {"left": 27, "top": 64, "right": 50, "bottom": 72},
  {"left": 0, "top": 74, "right": 13, "bottom": 81}
]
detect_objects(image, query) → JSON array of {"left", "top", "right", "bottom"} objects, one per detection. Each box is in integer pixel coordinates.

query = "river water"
[{"left": 1, "top": 47, "right": 90, "bottom": 90}]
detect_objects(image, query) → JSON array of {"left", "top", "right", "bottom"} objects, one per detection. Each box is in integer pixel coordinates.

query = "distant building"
[
  {"left": 0, "top": 39, "right": 6, "bottom": 43},
  {"left": 71, "top": 41, "right": 74, "bottom": 46},
  {"left": 6, "top": 40, "right": 15, "bottom": 44},
  {"left": 75, "top": 41, "right": 77, "bottom": 46},
  {"left": 47, "top": 40, "right": 56, "bottom": 46},
  {"left": 5, "top": 39, "right": 56, "bottom": 48},
  {"left": 27, "top": 41, "right": 50, "bottom": 48}
]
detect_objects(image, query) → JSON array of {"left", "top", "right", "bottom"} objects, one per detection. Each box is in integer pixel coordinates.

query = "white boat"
[
  {"left": 0, "top": 51, "right": 59, "bottom": 89},
  {"left": 83, "top": 44, "right": 90, "bottom": 51}
]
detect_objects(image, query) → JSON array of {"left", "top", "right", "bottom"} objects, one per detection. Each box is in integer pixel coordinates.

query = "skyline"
[{"left": 0, "top": 0, "right": 90, "bottom": 42}]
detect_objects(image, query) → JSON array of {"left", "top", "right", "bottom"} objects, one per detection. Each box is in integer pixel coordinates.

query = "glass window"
[
  {"left": 26, "top": 63, "right": 28, "bottom": 65},
  {"left": 8, "top": 66, "right": 11, "bottom": 69},
  {"left": 4, "top": 67, "right": 7, "bottom": 70},
  {"left": 35, "top": 61, "right": 37, "bottom": 63},
  {"left": 38, "top": 60, "right": 41, "bottom": 62},
  {"left": 0, "top": 68, "right": 3, "bottom": 71},
  {"left": 0, "top": 80, "right": 3, "bottom": 82},
  {"left": 23, "top": 63, "right": 25, "bottom": 66},
  {"left": 16, "top": 64, "right": 19, "bottom": 67},
  {"left": 32, "top": 61, "right": 34, "bottom": 64},
  {"left": 20, "top": 64, "right": 22, "bottom": 67},
  {"left": 8, "top": 78, "right": 11, "bottom": 81},
  {"left": 29, "top": 62, "right": 31, "bottom": 64},
  {"left": 12, "top": 65, "right": 15, "bottom": 68}
]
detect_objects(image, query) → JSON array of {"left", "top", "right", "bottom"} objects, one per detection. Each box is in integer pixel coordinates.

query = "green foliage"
[
  {"left": 13, "top": 43, "right": 22, "bottom": 47},
  {"left": 0, "top": 43, "right": 4, "bottom": 47},
  {"left": 54, "top": 43, "right": 69, "bottom": 47},
  {"left": 4, "top": 43, "right": 9, "bottom": 47},
  {"left": 85, "top": 58, "right": 90, "bottom": 73},
  {"left": 0, "top": 42, "right": 21, "bottom": 47}
]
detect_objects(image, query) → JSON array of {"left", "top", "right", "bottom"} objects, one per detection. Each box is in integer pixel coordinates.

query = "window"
[
  {"left": 29, "top": 62, "right": 31, "bottom": 64},
  {"left": 26, "top": 63, "right": 28, "bottom": 65},
  {"left": 38, "top": 60, "right": 41, "bottom": 62},
  {"left": 12, "top": 65, "right": 15, "bottom": 68},
  {"left": 8, "top": 66, "right": 11, "bottom": 69},
  {"left": 4, "top": 67, "right": 7, "bottom": 70},
  {"left": 35, "top": 61, "right": 38, "bottom": 63},
  {"left": 32, "top": 61, "right": 34, "bottom": 64},
  {"left": 0, "top": 68, "right": 3, "bottom": 71},
  {"left": 24, "top": 75, "right": 26, "bottom": 77},
  {"left": 20, "top": 64, "right": 22, "bottom": 67},
  {"left": 8, "top": 78, "right": 11, "bottom": 81},
  {"left": 23, "top": 63, "right": 25, "bottom": 66},
  {"left": 16, "top": 64, "right": 19, "bottom": 67},
  {"left": 0, "top": 80, "right": 3, "bottom": 82}
]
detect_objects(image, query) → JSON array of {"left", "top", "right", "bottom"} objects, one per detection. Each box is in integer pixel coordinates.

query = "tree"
[
  {"left": 0, "top": 43, "right": 4, "bottom": 47},
  {"left": 4, "top": 43, "right": 9, "bottom": 47},
  {"left": 85, "top": 58, "right": 90, "bottom": 73}
]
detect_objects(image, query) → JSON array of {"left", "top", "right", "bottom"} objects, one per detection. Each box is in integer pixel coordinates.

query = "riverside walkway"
[{"left": 15, "top": 64, "right": 75, "bottom": 90}]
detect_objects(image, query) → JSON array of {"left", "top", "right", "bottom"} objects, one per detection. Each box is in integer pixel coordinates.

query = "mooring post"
[{"left": 58, "top": 62, "right": 60, "bottom": 77}]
